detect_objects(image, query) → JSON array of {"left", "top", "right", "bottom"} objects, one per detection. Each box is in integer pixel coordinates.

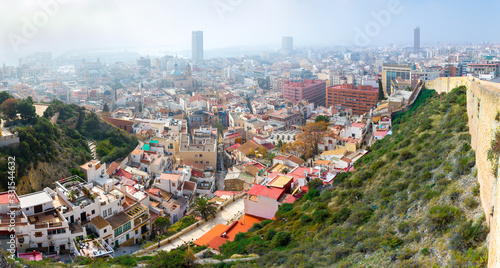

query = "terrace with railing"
[{"left": 55, "top": 176, "right": 96, "bottom": 209}]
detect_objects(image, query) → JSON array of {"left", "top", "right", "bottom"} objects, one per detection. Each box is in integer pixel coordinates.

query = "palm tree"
[{"left": 192, "top": 196, "right": 217, "bottom": 221}]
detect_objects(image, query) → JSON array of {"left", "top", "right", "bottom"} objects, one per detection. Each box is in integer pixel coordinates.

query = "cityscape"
[{"left": 0, "top": 1, "right": 500, "bottom": 267}]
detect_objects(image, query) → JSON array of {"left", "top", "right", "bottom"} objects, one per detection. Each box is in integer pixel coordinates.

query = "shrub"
[
  {"left": 304, "top": 188, "right": 320, "bottom": 200},
  {"left": 313, "top": 210, "right": 329, "bottom": 223},
  {"left": 421, "top": 248, "right": 429, "bottom": 256},
  {"left": 265, "top": 229, "right": 277, "bottom": 241},
  {"left": 301, "top": 214, "right": 312, "bottom": 223},
  {"left": 307, "top": 178, "right": 323, "bottom": 189},
  {"left": 464, "top": 197, "right": 478, "bottom": 209},
  {"left": 397, "top": 221, "right": 409, "bottom": 234},
  {"left": 428, "top": 205, "right": 462, "bottom": 232},
  {"left": 261, "top": 220, "right": 273, "bottom": 227},
  {"left": 247, "top": 223, "right": 263, "bottom": 233},
  {"left": 234, "top": 232, "right": 246, "bottom": 242},
  {"left": 450, "top": 218, "right": 489, "bottom": 252},
  {"left": 348, "top": 207, "right": 374, "bottom": 225},
  {"left": 277, "top": 203, "right": 294, "bottom": 215},
  {"left": 272, "top": 231, "right": 291, "bottom": 247},
  {"left": 400, "top": 151, "right": 415, "bottom": 161},
  {"left": 330, "top": 207, "right": 351, "bottom": 224}
]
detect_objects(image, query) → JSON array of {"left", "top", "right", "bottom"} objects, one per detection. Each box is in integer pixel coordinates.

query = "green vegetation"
[
  {"left": 192, "top": 196, "right": 218, "bottom": 221},
  {"left": 0, "top": 99, "right": 137, "bottom": 192},
  {"left": 487, "top": 130, "right": 500, "bottom": 177},
  {"left": 215, "top": 86, "right": 487, "bottom": 267},
  {"left": 49, "top": 100, "right": 138, "bottom": 163},
  {"left": 315, "top": 115, "right": 330, "bottom": 123}
]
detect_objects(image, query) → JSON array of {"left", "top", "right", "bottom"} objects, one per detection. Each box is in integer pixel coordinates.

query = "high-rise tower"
[
  {"left": 414, "top": 27, "right": 420, "bottom": 51},
  {"left": 282, "top": 36, "right": 293, "bottom": 52},
  {"left": 192, "top": 31, "right": 204, "bottom": 62}
]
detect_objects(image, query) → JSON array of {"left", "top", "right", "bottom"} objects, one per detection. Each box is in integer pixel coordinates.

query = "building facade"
[
  {"left": 326, "top": 84, "right": 378, "bottom": 115},
  {"left": 282, "top": 79, "right": 326, "bottom": 107}
]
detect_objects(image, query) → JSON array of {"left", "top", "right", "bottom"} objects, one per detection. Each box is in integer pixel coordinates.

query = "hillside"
[
  {"left": 0, "top": 101, "right": 138, "bottom": 195},
  {"left": 213, "top": 87, "right": 488, "bottom": 267}
]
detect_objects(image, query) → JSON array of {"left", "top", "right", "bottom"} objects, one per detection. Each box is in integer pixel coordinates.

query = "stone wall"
[{"left": 425, "top": 77, "right": 500, "bottom": 267}]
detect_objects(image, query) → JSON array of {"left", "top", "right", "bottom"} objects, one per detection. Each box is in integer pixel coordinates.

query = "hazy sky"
[{"left": 1, "top": 0, "right": 499, "bottom": 64}]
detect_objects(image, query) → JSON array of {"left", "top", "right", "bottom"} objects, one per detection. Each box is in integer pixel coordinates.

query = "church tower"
[{"left": 185, "top": 63, "right": 192, "bottom": 77}]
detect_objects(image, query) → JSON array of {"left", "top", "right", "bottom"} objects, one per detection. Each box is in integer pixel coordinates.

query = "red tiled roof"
[
  {"left": 261, "top": 143, "right": 275, "bottom": 150},
  {"left": 106, "top": 162, "right": 121, "bottom": 176},
  {"left": 192, "top": 170, "right": 204, "bottom": 178},
  {"left": 114, "top": 168, "right": 133, "bottom": 179},
  {"left": 226, "top": 133, "right": 242, "bottom": 139},
  {"left": 374, "top": 130, "right": 389, "bottom": 137},
  {"left": 120, "top": 177, "right": 136, "bottom": 186},
  {"left": 0, "top": 192, "right": 18, "bottom": 204},
  {"left": 247, "top": 184, "right": 284, "bottom": 200},
  {"left": 226, "top": 143, "right": 241, "bottom": 151},
  {"left": 183, "top": 181, "right": 196, "bottom": 192},
  {"left": 351, "top": 123, "right": 367, "bottom": 128}
]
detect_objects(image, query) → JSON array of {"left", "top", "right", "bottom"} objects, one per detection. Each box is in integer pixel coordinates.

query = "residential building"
[
  {"left": 326, "top": 84, "right": 378, "bottom": 115},
  {"left": 178, "top": 133, "right": 217, "bottom": 170},
  {"left": 282, "top": 79, "right": 326, "bottom": 107},
  {"left": 268, "top": 108, "right": 303, "bottom": 130}
]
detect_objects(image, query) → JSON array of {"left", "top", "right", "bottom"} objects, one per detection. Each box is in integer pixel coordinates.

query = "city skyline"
[{"left": 2, "top": 0, "right": 500, "bottom": 65}]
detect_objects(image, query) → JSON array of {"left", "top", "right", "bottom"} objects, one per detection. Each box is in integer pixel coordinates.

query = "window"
[
  {"left": 114, "top": 226, "right": 123, "bottom": 237},
  {"left": 104, "top": 229, "right": 107, "bottom": 233},
  {"left": 103, "top": 210, "right": 107, "bottom": 218},
  {"left": 123, "top": 222, "right": 131, "bottom": 232},
  {"left": 108, "top": 208, "right": 112, "bottom": 214},
  {"left": 199, "top": 154, "right": 203, "bottom": 157},
  {"left": 135, "top": 230, "right": 138, "bottom": 235},
  {"left": 35, "top": 232, "right": 43, "bottom": 237},
  {"left": 92, "top": 210, "right": 95, "bottom": 215}
]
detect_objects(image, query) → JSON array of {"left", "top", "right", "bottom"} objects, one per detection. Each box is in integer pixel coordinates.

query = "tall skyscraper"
[
  {"left": 414, "top": 27, "right": 420, "bottom": 51},
  {"left": 192, "top": 31, "right": 204, "bottom": 62},
  {"left": 282, "top": 36, "right": 293, "bottom": 52}
]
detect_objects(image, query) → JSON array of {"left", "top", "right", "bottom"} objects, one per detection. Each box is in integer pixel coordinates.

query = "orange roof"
[
  {"left": 194, "top": 215, "right": 262, "bottom": 250},
  {"left": 194, "top": 224, "right": 229, "bottom": 248}
]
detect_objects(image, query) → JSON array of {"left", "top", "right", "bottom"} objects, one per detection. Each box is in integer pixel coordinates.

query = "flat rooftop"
[{"left": 19, "top": 192, "right": 53, "bottom": 209}]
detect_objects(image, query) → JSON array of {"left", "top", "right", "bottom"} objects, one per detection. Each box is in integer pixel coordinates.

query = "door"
[
  {"left": 49, "top": 245, "right": 54, "bottom": 252},
  {"left": 34, "top": 205, "right": 43, "bottom": 214},
  {"left": 70, "top": 215, "right": 74, "bottom": 224},
  {"left": 81, "top": 212, "right": 87, "bottom": 222},
  {"left": 60, "top": 244, "right": 65, "bottom": 251},
  {"left": 126, "top": 234, "right": 129, "bottom": 241},
  {"left": 114, "top": 240, "right": 118, "bottom": 248}
]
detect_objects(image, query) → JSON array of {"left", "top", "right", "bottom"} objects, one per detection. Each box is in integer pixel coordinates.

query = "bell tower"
[{"left": 185, "top": 63, "right": 192, "bottom": 77}]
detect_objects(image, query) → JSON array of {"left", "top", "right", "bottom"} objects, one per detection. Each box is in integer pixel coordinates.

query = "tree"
[
  {"left": 192, "top": 196, "right": 217, "bottom": 221},
  {"left": 155, "top": 217, "right": 170, "bottom": 234},
  {"left": 0, "top": 92, "right": 12, "bottom": 105},
  {"left": 17, "top": 97, "right": 36, "bottom": 121},
  {"left": 1, "top": 98, "right": 18, "bottom": 121},
  {"left": 43, "top": 106, "right": 55, "bottom": 119},
  {"left": 315, "top": 115, "right": 330, "bottom": 123},
  {"left": 276, "top": 139, "right": 285, "bottom": 150},
  {"left": 265, "top": 152, "right": 276, "bottom": 162},
  {"left": 377, "top": 79, "right": 386, "bottom": 101},
  {"left": 284, "top": 121, "right": 328, "bottom": 158},
  {"left": 212, "top": 122, "right": 224, "bottom": 137}
]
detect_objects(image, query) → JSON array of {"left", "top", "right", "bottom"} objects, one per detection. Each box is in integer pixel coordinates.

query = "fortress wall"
[{"left": 425, "top": 77, "right": 500, "bottom": 267}]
